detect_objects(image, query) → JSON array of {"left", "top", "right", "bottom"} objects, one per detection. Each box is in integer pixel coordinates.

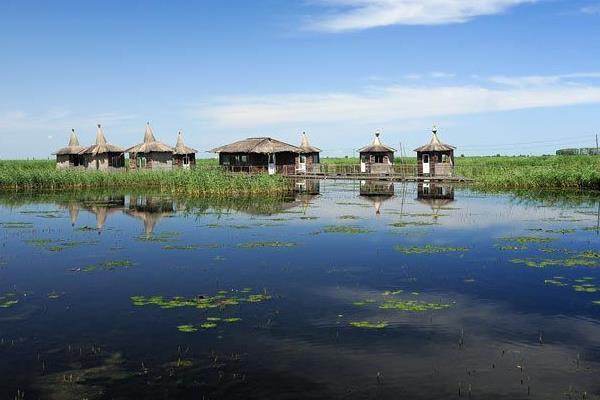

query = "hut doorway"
[
  {"left": 268, "top": 153, "right": 276, "bottom": 175},
  {"left": 182, "top": 155, "right": 190, "bottom": 169},
  {"left": 422, "top": 154, "right": 430, "bottom": 175},
  {"left": 297, "top": 154, "right": 307, "bottom": 173}
]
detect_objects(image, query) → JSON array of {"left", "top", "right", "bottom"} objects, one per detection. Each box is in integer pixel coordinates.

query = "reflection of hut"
[
  {"left": 297, "top": 132, "right": 321, "bottom": 173},
  {"left": 173, "top": 131, "right": 198, "bottom": 169},
  {"left": 360, "top": 180, "right": 395, "bottom": 215},
  {"left": 294, "top": 179, "right": 321, "bottom": 195},
  {"left": 81, "top": 197, "right": 126, "bottom": 230},
  {"left": 80, "top": 124, "right": 125, "bottom": 171},
  {"left": 67, "top": 202, "right": 80, "bottom": 226},
  {"left": 359, "top": 132, "right": 395, "bottom": 174},
  {"left": 126, "top": 123, "right": 174, "bottom": 170},
  {"left": 414, "top": 126, "right": 455, "bottom": 177},
  {"left": 125, "top": 196, "right": 175, "bottom": 236},
  {"left": 53, "top": 129, "right": 85, "bottom": 169},
  {"left": 211, "top": 137, "right": 303, "bottom": 175},
  {"left": 416, "top": 183, "right": 455, "bottom": 221}
]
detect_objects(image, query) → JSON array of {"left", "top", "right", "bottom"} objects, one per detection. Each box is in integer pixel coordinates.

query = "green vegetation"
[
  {"left": 499, "top": 236, "right": 556, "bottom": 244},
  {"left": 130, "top": 289, "right": 271, "bottom": 309},
  {"left": 512, "top": 257, "right": 597, "bottom": 268},
  {"left": 394, "top": 245, "right": 469, "bottom": 254},
  {"left": 321, "top": 225, "right": 372, "bottom": 234},
  {"left": 350, "top": 321, "right": 389, "bottom": 329},
  {"left": 237, "top": 241, "right": 297, "bottom": 248},
  {"left": 0, "top": 291, "right": 19, "bottom": 308},
  {"left": 0, "top": 160, "right": 291, "bottom": 195},
  {"left": 379, "top": 299, "right": 452, "bottom": 312}
]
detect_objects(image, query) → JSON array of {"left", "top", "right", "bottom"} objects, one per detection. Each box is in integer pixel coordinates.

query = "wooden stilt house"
[
  {"left": 211, "top": 137, "right": 303, "bottom": 175},
  {"left": 173, "top": 131, "right": 198, "bottom": 169},
  {"left": 297, "top": 132, "right": 321, "bottom": 173},
  {"left": 53, "top": 129, "right": 85, "bottom": 169},
  {"left": 126, "top": 123, "right": 174, "bottom": 170},
  {"left": 80, "top": 125, "right": 125, "bottom": 171},
  {"left": 414, "top": 126, "right": 455, "bottom": 177},
  {"left": 359, "top": 132, "right": 395, "bottom": 174}
]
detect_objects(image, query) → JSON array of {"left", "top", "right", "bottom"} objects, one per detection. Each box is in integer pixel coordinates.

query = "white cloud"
[
  {"left": 308, "top": 0, "right": 536, "bottom": 32},
  {"left": 197, "top": 73, "right": 600, "bottom": 128}
]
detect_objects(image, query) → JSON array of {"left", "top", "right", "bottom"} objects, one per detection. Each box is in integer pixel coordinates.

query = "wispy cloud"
[
  {"left": 196, "top": 73, "right": 600, "bottom": 128},
  {"left": 307, "top": 0, "right": 536, "bottom": 32}
]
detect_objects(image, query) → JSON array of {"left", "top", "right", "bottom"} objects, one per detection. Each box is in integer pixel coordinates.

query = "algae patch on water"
[
  {"left": 378, "top": 299, "right": 451, "bottom": 312},
  {"left": 350, "top": 321, "right": 388, "bottom": 329},
  {"left": 321, "top": 225, "right": 372, "bottom": 234},
  {"left": 394, "top": 245, "right": 469, "bottom": 254},
  {"left": 237, "top": 241, "right": 298, "bottom": 249},
  {"left": 499, "top": 236, "right": 556, "bottom": 244},
  {"left": 130, "top": 289, "right": 271, "bottom": 310}
]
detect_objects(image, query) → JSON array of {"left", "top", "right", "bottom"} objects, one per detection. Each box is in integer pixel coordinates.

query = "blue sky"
[{"left": 1, "top": 0, "right": 600, "bottom": 158}]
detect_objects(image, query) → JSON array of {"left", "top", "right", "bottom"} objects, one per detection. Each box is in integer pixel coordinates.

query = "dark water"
[{"left": 1, "top": 181, "right": 600, "bottom": 399}]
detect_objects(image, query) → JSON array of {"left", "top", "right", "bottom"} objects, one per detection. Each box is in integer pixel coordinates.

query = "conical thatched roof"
[
  {"left": 53, "top": 129, "right": 86, "bottom": 155},
  {"left": 359, "top": 132, "right": 396, "bottom": 153},
  {"left": 81, "top": 124, "right": 124, "bottom": 155},
  {"left": 173, "top": 131, "right": 198, "bottom": 155},
  {"left": 211, "top": 137, "right": 302, "bottom": 154},
  {"left": 126, "top": 123, "right": 174, "bottom": 154},
  {"left": 414, "top": 126, "right": 455, "bottom": 152},
  {"left": 299, "top": 132, "right": 321, "bottom": 153}
]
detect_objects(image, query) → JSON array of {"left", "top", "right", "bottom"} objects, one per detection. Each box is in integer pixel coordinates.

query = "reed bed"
[{"left": 0, "top": 160, "right": 291, "bottom": 195}]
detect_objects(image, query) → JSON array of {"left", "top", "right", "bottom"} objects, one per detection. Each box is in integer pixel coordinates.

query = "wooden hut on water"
[
  {"left": 359, "top": 132, "right": 395, "bottom": 174},
  {"left": 297, "top": 132, "right": 321, "bottom": 173},
  {"left": 414, "top": 126, "right": 455, "bottom": 177},
  {"left": 80, "top": 124, "right": 125, "bottom": 171},
  {"left": 53, "top": 129, "right": 85, "bottom": 169},
  {"left": 173, "top": 131, "right": 198, "bottom": 169},
  {"left": 211, "top": 137, "right": 303, "bottom": 175},
  {"left": 126, "top": 123, "right": 174, "bottom": 170}
]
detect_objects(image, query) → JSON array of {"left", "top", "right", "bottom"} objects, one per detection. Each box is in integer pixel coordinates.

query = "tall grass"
[{"left": 0, "top": 160, "right": 291, "bottom": 195}]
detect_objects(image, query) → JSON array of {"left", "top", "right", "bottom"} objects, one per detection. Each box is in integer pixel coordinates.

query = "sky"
[{"left": 1, "top": 0, "right": 600, "bottom": 159}]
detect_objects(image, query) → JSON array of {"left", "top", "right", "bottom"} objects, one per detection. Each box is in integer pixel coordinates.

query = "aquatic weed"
[
  {"left": 350, "top": 321, "right": 388, "bottom": 329},
  {"left": 394, "top": 245, "right": 469, "bottom": 254}
]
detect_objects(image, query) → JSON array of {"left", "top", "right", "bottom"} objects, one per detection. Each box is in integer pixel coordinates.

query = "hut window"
[
  {"left": 109, "top": 155, "right": 122, "bottom": 168},
  {"left": 136, "top": 156, "right": 147, "bottom": 169},
  {"left": 241, "top": 155, "right": 248, "bottom": 163},
  {"left": 299, "top": 154, "right": 306, "bottom": 163},
  {"left": 383, "top": 155, "right": 389, "bottom": 164},
  {"left": 183, "top": 155, "right": 189, "bottom": 165},
  {"left": 442, "top": 154, "right": 450, "bottom": 163}
]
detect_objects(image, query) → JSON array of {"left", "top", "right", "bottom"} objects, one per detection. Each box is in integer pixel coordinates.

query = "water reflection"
[
  {"left": 126, "top": 196, "right": 176, "bottom": 237},
  {"left": 417, "top": 183, "right": 455, "bottom": 221},
  {"left": 359, "top": 180, "right": 394, "bottom": 215}
]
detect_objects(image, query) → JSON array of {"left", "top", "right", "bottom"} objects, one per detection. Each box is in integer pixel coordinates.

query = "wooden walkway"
[{"left": 283, "top": 172, "right": 473, "bottom": 183}]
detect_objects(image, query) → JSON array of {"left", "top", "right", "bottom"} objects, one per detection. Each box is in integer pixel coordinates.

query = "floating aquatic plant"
[
  {"left": 495, "top": 244, "right": 527, "bottom": 251},
  {"left": 130, "top": 289, "right": 271, "bottom": 310},
  {"left": 573, "top": 284, "right": 599, "bottom": 293},
  {"left": 350, "top": 321, "right": 388, "bottom": 329},
  {"left": 0, "top": 292, "right": 19, "bottom": 308},
  {"left": 103, "top": 260, "right": 134, "bottom": 270},
  {"left": 162, "top": 245, "right": 199, "bottom": 251},
  {"left": 394, "top": 245, "right": 469, "bottom": 254},
  {"left": 0, "top": 222, "right": 33, "bottom": 229},
  {"left": 511, "top": 258, "right": 597, "bottom": 268},
  {"left": 200, "top": 322, "right": 217, "bottom": 329},
  {"left": 389, "top": 221, "right": 436, "bottom": 228},
  {"left": 382, "top": 290, "right": 404, "bottom": 296},
  {"left": 177, "top": 324, "right": 198, "bottom": 333},
  {"left": 47, "top": 291, "right": 61, "bottom": 299},
  {"left": 321, "top": 225, "right": 372, "bottom": 234},
  {"left": 338, "top": 215, "right": 361, "bottom": 220},
  {"left": 544, "top": 279, "right": 568, "bottom": 287},
  {"left": 499, "top": 236, "right": 556, "bottom": 244},
  {"left": 378, "top": 299, "right": 451, "bottom": 312},
  {"left": 237, "top": 241, "right": 298, "bottom": 249}
]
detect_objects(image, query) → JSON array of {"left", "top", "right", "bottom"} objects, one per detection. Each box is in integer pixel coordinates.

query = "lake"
[{"left": 1, "top": 180, "right": 599, "bottom": 399}]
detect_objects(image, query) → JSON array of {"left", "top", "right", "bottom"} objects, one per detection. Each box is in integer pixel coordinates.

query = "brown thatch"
[
  {"left": 299, "top": 132, "right": 321, "bottom": 153},
  {"left": 211, "top": 137, "right": 302, "bottom": 154},
  {"left": 80, "top": 124, "right": 124, "bottom": 155},
  {"left": 359, "top": 132, "right": 396, "bottom": 153},
  {"left": 53, "top": 129, "right": 85, "bottom": 155},
  {"left": 414, "top": 127, "right": 455, "bottom": 152},
  {"left": 173, "top": 131, "right": 198, "bottom": 155},
  {"left": 126, "top": 123, "right": 174, "bottom": 154}
]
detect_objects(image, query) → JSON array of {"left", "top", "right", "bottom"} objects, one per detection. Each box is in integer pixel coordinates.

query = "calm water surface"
[{"left": 1, "top": 181, "right": 600, "bottom": 399}]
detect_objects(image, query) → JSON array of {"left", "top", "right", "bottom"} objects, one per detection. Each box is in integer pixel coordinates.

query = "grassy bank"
[
  {"left": 0, "top": 160, "right": 290, "bottom": 195},
  {"left": 321, "top": 156, "right": 600, "bottom": 190}
]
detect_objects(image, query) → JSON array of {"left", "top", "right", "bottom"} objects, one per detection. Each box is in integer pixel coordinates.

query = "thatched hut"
[
  {"left": 211, "top": 137, "right": 303, "bottom": 175},
  {"left": 297, "top": 132, "right": 321, "bottom": 173},
  {"left": 53, "top": 129, "right": 85, "bottom": 169},
  {"left": 359, "top": 132, "right": 395, "bottom": 174},
  {"left": 414, "top": 126, "right": 455, "bottom": 177},
  {"left": 80, "top": 124, "right": 125, "bottom": 171},
  {"left": 173, "top": 131, "right": 198, "bottom": 169},
  {"left": 126, "top": 123, "right": 174, "bottom": 170}
]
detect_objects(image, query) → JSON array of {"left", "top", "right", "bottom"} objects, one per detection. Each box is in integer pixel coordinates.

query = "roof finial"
[
  {"left": 375, "top": 130, "right": 380, "bottom": 138},
  {"left": 71, "top": 128, "right": 75, "bottom": 133},
  {"left": 97, "top": 123, "right": 101, "bottom": 128},
  {"left": 432, "top": 125, "right": 438, "bottom": 134}
]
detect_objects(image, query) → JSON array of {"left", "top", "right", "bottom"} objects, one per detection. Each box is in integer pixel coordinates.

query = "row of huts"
[
  {"left": 54, "top": 125, "right": 455, "bottom": 176},
  {"left": 54, "top": 123, "right": 198, "bottom": 171}
]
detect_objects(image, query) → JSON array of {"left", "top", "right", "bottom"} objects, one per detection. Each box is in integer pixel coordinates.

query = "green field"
[
  {"left": 321, "top": 155, "right": 600, "bottom": 190},
  {"left": 0, "top": 159, "right": 289, "bottom": 195}
]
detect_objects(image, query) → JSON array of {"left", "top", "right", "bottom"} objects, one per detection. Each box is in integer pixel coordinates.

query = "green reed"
[{"left": 0, "top": 160, "right": 291, "bottom": 195}]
